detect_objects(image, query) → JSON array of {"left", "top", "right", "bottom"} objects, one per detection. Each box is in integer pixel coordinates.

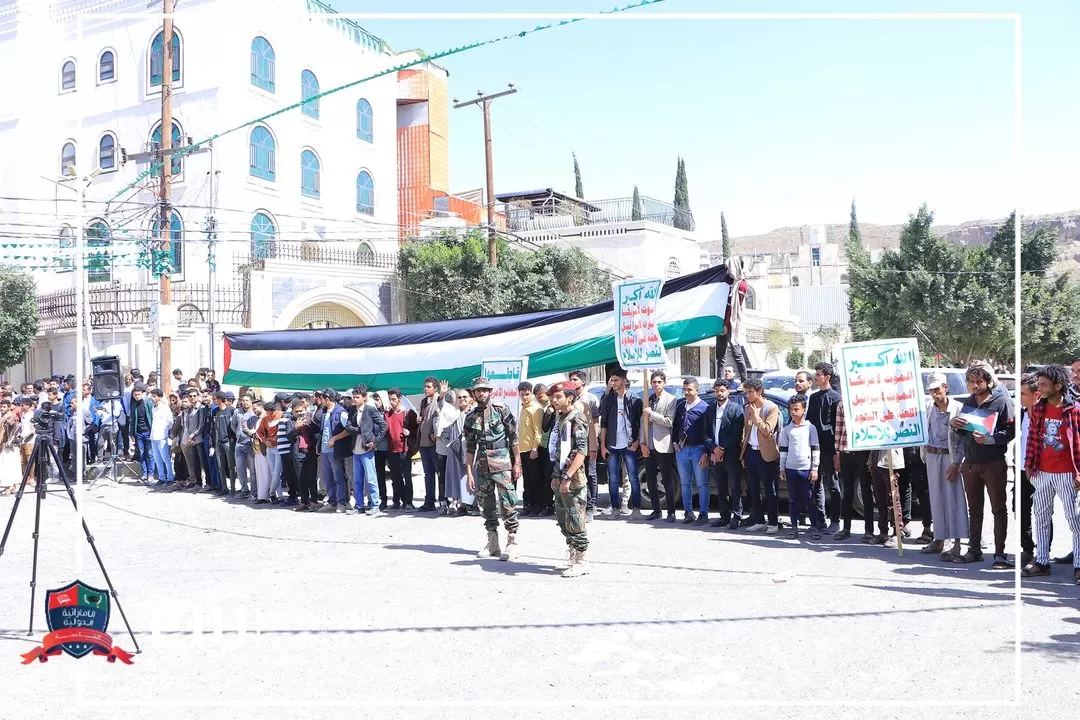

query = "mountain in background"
[{"left": 706, "top": 210, "right": 1080, "bottom": 273}]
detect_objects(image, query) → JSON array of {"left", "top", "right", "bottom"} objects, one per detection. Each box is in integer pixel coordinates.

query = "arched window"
[
  {"left": 356, "top": 98, "right": 373, "bottom": 142},
  {"left": 60, "top": 142, "right": 76, "bottom": 176},
  {"left": 58, "top": 225, "right": 75, "bottom": 272},
  {"left": 98, "top": 50, "right": 115, "bottom": 83},
  {"left": 163, "top": 210, "right": 183, "bottom": 275},
  {"left": 150, "top": 121, "right": 183, "bottom": 176},
  {"left": 744, "top": 285, "right": 757, "bottom": 311},
  {"left": 301, "top": 70, "right": 320, "bottom": 118},
  {"left": 355, "top": 171, "right": 374, "bottom": 215},
  {"left": 249, "top": 126, "right": 276, "bottom": 180},
  {"left": 250, "top": 36, "right": 275, "bottom": 91},
  {"left": 300, "top": 149, "right": 320, "bottom": 199},
  {"left": 357, "top": 242, "right": 375, "bottom": 263},
  {"left": 250, "top": 212, "right": 277, "bottom": 260},
  {"left": 98, "top": 134, "right": 117, "bottom": 171},
  {"left": 86, "top": 220, "right": 112, "bottom": 283},
  {"left": 150, "top": 29, "right": 181, "bottom": 87},
  {"left": 665, "top": 257, "right": 681, "bottom": 279},
  {"left": 60, "top": 60, "right": 76, "bottom": 91}
]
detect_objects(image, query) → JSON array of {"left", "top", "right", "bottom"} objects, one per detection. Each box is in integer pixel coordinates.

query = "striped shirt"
[{"left": 276, "top": 413, "right": 293, "bottom": 456}]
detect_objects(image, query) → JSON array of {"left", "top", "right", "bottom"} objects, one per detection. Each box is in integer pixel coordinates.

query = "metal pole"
[
  {"left": 158, "top": 0, "right": 175, "bottom": 395},
  {"left": 207, "top": 145, "right": 218, "bottom": 369},
  {"left": 74, "top": 175, "right": 89, "bottom": 575}
]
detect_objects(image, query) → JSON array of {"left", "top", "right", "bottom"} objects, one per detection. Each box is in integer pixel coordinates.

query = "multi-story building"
[{"left": 0, "top": 0, "right": 402, "bottom": 381}]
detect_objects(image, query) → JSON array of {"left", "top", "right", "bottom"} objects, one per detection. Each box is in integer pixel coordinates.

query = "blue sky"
[{"left": 336, "top": 0, "right": 1076, "bottom": 238}]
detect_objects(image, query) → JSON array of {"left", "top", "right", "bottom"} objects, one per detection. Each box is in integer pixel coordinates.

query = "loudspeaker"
[{"left": 91, "top": 355, "right": 123, "bottom": 401}]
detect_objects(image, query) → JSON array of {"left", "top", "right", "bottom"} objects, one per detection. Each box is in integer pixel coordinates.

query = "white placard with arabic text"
[
  {"left": 837, "top": 338, "right": 928, "bottom": 450},
  {"left": 481, "top": 357, "right": 528, "bottom": 421},
  {"left": 613, "top": 278, "right": 666, "bottom": 369}
]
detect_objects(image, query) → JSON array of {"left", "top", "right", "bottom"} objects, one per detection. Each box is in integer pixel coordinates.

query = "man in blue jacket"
[
  {"left": 318, "top": 389, "right": 352, "bottom": 513},
  {"left": 672, "top": 377, "right": 711, "bottom": 524},
  {"left": 346, "top": 384, "right": 389, "bottom": 516},
  {"left": 703, "top": 378, "right": 745, "bottom": 528}
]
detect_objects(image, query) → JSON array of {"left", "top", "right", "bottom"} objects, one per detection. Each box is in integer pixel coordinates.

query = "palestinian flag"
[{"left": 223, "top": 266, "right": 730, "bottom": 394}]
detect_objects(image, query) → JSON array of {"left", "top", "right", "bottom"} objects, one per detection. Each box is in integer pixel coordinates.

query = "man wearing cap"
[
  {"left": 465, "top": 376, "right": 523, "bottom": 561},
  {"left": 548, "top": 381, "right": 590, "bottom": 576},
  {"left": 921, "top": 372, "right": 968, "bottom": 560}
]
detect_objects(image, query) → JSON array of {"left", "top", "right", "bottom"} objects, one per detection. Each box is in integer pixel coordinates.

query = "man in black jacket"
[
  {"left": 598, "top": 368, "right": 643, "bottom": 518},
  {"left": 127, "top": 382, "right": 154, "bottom": 482},
  {"left": 703, "top": 378, "right": 745, "bottom": 528},
  {"left": 950, "top": 363, "right": 1016, "bottom": 568},
  {"left": 212, "top": 391, "right": 237, "bottom": 495},
  {"left": 346, "top": 384, "right": 388, "bottom": 516},
  {"left": 808, "top": 362, "right": 843, "bottom": 534}
]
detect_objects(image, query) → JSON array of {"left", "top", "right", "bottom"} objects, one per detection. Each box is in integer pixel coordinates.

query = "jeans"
[
  {"left": 353, "top": 451, "right": 379, "bottom": 510},
  {"left": 267, "top": 451, "right": 282, "bottom": 498},
  {"left": 813, "top": 450, "right": 841, "bottom": 527},
  {"left": 320, "top": 452, "right": 348, "bottom": 507},
  {"left": 745, "top": 448, "right": 779, "bottom": 526},
  {"left": 605, "top": 447, "right": 641, "bottom": 509},
  {"left": 419, "top": 445, "right": 439, "bottom": 507},
  {"left": 585, "top": 454, "right": 598, "bottom": 512},
  {"left": 676, "top": 445, "right": 709, "bottom": 515},
  {"left": 134, "top": 432, "right": 153, "bottom": 478},
  {"left": 713, "top": 452, "right": 743, "bottom": 522},
  {"left": 151, "top": 439, "right": 174, "bottom": 482},
  {"left": 235, "top": 444, "right": 254, "bottom": 492},
  {"left": 786, "top": 468, "right": 820, "bottom": 529}
]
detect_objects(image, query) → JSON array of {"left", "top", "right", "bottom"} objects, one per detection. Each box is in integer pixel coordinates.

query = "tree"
[
  {"left": 672, "top": 156, "right": 693, "bottom": 231},
  {"left": 0, "top": 269, "right": 39, "bottom": 372},
  {"left": 807, "top": 349, "right": 827, "bottom": 368},
  {"left": 846, "top": 204, "right": 1014, "bottom": 367},
  {"left": 398, "top": 229, "right": 611, "bottom": 322},
  {"left": 785, "top": 347, "right": 805, "bottom": 370},
  {"left": 763, "top": 320, "right": 795, "bottom": 367},
  {"left": 721, "top": 212, "right": 731, "bottom": 261},
  {"left": 631, "top": 185, "right": 643, "bottom": 221},
  {"left": 815, "top": 325, "right": 845, "bottom": 360},
  {"left": 844, "top": 199, "right": 872, "bottom": 341},
  {"left": 1011, "top": 214, "right": 1080, "bottom": 363},
  {"left": 573, "top": 153, "right": 584, "bottom": 199}
]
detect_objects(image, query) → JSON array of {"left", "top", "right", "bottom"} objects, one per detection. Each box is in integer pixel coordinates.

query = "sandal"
[
  {"left": 921, "top": 540, "right": 944, "bottom": 554},
  {"left": 991, "top": 554, "right": 1014, "bottom": 570},
  {"left": 1022, "top": 562, "right": 1051, "bottom": 577},
  {"left": 955, "top": 550, "right": 984, "bottom": 564}
]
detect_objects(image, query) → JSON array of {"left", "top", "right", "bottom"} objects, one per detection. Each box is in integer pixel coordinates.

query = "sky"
[{"left": 335, "top": 0, "right": 1077, "bottom": 239}]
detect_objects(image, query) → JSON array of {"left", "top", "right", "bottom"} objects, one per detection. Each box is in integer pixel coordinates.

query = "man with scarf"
[
  {"left": 464, "top": 376, "right": 523, "bottom": 562},
  {"left": 547, "top": 381, "right": 590, "bottom": 577}
]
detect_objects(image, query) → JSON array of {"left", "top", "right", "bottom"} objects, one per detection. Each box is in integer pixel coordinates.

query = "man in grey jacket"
[
  {"left": 180, "top": 389, "right": 206, "bottom": 490},
  {"left": 232, "top": 395, "right": 257, "bottom": 497}
]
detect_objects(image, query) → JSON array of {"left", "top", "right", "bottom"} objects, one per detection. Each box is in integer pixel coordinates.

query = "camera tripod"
[{"left": 0, "top": 433, "right": 139, "bottom": 652}]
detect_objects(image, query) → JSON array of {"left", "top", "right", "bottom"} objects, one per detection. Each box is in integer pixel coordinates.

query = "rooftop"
[{"left": 498, "top": 188, "right": 696, "bottom": 233}]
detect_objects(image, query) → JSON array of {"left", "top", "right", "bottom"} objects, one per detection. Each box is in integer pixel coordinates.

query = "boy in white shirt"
[{"left": 779, "top": 395, "right": 820, "bottom": 540}]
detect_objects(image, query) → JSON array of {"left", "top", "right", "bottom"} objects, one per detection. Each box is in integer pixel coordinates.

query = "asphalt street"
[{"left": 0, "top": 473, "right": 1076, "bottom": 720}]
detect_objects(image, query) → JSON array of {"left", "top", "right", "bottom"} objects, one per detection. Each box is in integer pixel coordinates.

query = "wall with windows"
[{"left": 0, "top": 0, "right": 398, "bottom": 297}]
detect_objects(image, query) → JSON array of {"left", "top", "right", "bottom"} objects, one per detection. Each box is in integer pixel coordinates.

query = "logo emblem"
[{"left": 21, "top": 580, "right": 134, "bottom": 664}]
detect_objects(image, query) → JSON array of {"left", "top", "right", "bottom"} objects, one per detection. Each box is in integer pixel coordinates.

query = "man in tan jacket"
[
  {"left": 640, "top": 370, "right": 678, "bottom": 521},
  {"left": 740, "top": 378, "right": 782, "bottom": 534}
]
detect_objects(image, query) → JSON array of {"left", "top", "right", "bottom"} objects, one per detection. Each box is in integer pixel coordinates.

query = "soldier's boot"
[
  {"left": 562, "top": 550, "right": 588, "bottom": 577},
  {"left": 558, "top": 545, "right": 574, "bottom": 570},
  {"left": 499, "top": 533, "right": 521, "bottom": 561},
  {"left": 476, "top": 530, "right": 500, "bottom": 559}
]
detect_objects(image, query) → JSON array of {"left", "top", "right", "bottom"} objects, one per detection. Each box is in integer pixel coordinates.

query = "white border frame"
[{"left": 69, "top": 8, "right": 1023, "bottom": 711}]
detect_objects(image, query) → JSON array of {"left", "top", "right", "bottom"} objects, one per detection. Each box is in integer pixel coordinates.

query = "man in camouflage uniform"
[
  {"left": 548, "top": 381, "right": 590, "bottom": 577},
  {"left": 464, "top": 376, "right": 523, "bottom": 561}
]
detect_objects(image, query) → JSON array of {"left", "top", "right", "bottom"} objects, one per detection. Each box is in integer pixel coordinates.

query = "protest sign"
[
  {"left": 480, "top": 357, "right": 528, "bottom": 420},
  {"left": 613, "top": 278, "right": 667, "bottom": 369},
  {"left": 837, "top": 338, "right": 928, "bottom": 451}
]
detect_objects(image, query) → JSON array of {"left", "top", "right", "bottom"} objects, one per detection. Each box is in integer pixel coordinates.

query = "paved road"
[{"left": 0, "top": 475, "right": 1075, "bottom": 720}]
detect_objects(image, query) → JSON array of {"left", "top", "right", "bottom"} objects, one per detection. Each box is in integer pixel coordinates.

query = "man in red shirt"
[{"left": 1023, "top": 364, "right": 1080, "bottom": 583}]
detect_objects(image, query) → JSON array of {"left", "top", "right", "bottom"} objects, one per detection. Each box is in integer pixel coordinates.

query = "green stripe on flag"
[{"left": 224, "top": 316, "right": 724, "bottom": 394}]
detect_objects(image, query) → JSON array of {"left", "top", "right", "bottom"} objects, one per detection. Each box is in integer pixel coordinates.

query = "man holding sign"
[{"left": 950, "top": 363, "right": 1015, "bottom": 568}]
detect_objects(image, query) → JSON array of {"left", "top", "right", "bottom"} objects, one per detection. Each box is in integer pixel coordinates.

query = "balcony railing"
[
  {"left": 37, "top": 283, "right": 248, "bottom": 332},
  {"left": 502, "top": 195, "right": 696, "bottom": 233},
  {"left": 233, "top": 241, "right": 399, "bottom": 271}
]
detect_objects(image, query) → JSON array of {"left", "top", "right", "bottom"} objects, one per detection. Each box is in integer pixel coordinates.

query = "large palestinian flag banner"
[{"left": 223, "top": 266, "right": 730, "bottom": 394}]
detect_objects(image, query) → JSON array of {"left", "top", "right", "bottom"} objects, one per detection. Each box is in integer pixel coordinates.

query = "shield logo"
[{"left": 45, "top": 580, "right": 110, "bottom": 659}]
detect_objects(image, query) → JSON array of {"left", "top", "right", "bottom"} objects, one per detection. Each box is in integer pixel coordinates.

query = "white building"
[{"left": 0, "top": 0, "right": 401, "bottom": 382}]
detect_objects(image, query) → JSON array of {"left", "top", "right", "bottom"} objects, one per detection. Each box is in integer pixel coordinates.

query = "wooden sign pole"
[{"left": 887, "top": 451, "right": 905, "bottom": 557}]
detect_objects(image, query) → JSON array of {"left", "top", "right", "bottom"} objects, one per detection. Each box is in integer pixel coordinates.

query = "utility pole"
[
  {"left": 206, "top": 145, "right": 220, "bottom": 367},
  {"left": 453, "top": 84, "right": 516, "bottom": 266},
  {"left": 157, "top": 0, "right": 175, "bottom": 394}
]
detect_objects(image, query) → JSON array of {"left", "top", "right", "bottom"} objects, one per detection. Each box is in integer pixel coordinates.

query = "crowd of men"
[{"left": 2, "top": 359, "right": 1078, "bottom": 582}]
